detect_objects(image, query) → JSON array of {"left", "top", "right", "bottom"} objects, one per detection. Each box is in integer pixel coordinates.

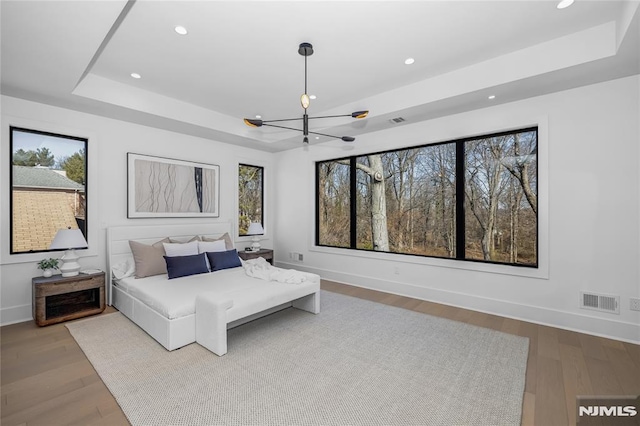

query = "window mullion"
[
  {"left": 455, "top": 141, "right": 465, "bottom": 260},
  {"left": 349, "top": 157, "right": 357, "bottom": 249}
]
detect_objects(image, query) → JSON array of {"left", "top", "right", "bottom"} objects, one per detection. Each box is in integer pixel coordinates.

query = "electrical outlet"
[
  {"left": 630, "top": 297, "right": 640, "bottom": 312},
  {"left": 289, "top": 252, "right": 303, "bottom": 261}
]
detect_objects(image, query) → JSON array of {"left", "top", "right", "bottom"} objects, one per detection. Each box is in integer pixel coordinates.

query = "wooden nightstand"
[
  {"left": 238, "top": 248, "right": 274, "bottom": 265},
  {"left": 32, "top": 271, "right": 105, "bottom": 326}
]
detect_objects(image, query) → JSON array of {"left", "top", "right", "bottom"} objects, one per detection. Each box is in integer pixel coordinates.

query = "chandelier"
[{"left": 244, "top": 42, "right": 369, "bottom": 144}]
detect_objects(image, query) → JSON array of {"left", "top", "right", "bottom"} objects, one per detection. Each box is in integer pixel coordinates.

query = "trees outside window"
[
  {"left": 317, "top": 160, "right": 350, "bottom": 248},
  {"left": 10, "top": 127, "right": 88, "bottom": 254},
  {"left": 238, "top": 164, "right": 264, "bottom": 236},
  {"left": 464, "top": 131, "right": 537, "bottom": 264},
  {"left": 316, "top": 127, "right": 537, "bottom": 267}
]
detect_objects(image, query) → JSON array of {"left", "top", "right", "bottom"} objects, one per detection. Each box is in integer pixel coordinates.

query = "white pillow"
[
  {"left": 163, "top": 240, "right": 199, "bottom": 257},
  {"left": 198, "top": 239, "right": 226, "bottom": 254}
]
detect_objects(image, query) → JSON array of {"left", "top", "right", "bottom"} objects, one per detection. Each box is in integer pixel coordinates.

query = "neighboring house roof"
[{"left": 12, "top": 165, "right": 84, "bottom": 190}]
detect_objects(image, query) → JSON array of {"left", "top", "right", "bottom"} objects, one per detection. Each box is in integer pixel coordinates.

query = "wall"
[
  {"left": 274, "top": 75, "right": 640, "bottom": 343},
  {"left": 0, "top": 95, "right": 274, "bottom": 325}
]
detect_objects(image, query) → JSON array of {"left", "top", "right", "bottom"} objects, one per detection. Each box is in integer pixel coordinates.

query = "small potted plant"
[{"left": 37, "top": 258, "right": 60, "bottom": 278}]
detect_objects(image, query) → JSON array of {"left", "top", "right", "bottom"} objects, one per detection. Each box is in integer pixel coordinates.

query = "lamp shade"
[
  {"left": 49, "top": 228, "right": 88, "bottom": 250},
  {"left": 246, "top": 222, "right": 264, "bottom": 235},
  {"left": 49, "top": 228, "right": 88, "bottom": 277}
]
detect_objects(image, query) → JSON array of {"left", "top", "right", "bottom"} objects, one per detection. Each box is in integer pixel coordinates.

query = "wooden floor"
[{"left": 2, "top": 281, "right": 639, "bottom": 426}]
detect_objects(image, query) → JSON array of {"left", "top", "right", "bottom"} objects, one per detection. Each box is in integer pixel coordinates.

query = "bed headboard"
[{"left": 106, "top": 222, "right": 233, "bottom": 305}]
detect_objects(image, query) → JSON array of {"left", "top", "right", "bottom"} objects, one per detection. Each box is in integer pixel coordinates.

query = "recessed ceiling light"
[
  {"left": 315, "top": 136, "right": 320, "bottom": 140},
  {"left": 255, "top": 115, "right": 262, "bottom": 119},
  {"left": 557, "top": 0, "right": 574, "bottom": 9},
  {"left": 404, "top": 58, "right": 415, "bottom": 65},
  {"left": 174, "top": 26, "right": 188, "bottom": 35},
  {"left": 130, "top": 73, "right": 141, "bottom": 79},
  {"left": 488, "top": 95, "right": 496, "bottom": 100},
  {"left": 310, "top": 95, "right": 317, "bottom": 100}
]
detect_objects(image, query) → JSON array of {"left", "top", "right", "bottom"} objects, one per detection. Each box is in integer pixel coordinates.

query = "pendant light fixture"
[{"left": 244, "top": 42, "right": 368, "bottom": 144}]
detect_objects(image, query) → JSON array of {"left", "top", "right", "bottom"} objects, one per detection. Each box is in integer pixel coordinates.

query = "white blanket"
[{"left": 242, "top": 257, "right": 308, "bottom": 284}]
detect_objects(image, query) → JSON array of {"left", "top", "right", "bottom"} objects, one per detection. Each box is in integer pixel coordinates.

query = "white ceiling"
[{"left": 2, "top": 1, "right": 639, "bottom": 152}]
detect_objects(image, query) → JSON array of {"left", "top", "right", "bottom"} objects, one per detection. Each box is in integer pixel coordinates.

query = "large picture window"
[
  {"left": 316, "top": 127, "right": 538, "bottom": 267},
  {"left": 238, "top": 164, "right": 264, "bottom": 236},
  {"left": 10, "top": 127, "right": 88, "bottom": 254}
]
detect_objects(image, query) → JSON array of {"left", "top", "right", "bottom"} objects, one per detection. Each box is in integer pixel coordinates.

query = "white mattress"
[{"left": 116, "top": 267, "right": 320, "bottom": 320}]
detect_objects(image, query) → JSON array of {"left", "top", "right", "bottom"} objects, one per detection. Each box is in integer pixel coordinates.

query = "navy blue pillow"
[
  {"left": 206, "top": 249, "right": 242, "bottom": 272},
  {"left": 163, "top": 253, "right": 209, "bottom": 279}
]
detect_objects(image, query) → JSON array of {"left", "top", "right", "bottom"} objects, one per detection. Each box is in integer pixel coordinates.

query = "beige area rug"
[{"left": 67, "top": 290, "right": 529, "bottom": 426}]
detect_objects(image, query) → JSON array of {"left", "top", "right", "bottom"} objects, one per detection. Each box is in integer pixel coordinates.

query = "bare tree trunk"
[
  {"left": 482, "top": 149, "right": 502, "bottom": 260},
  {"left": 509, "top": 184, "right": 523, "bottom": 263},
  {"left": 350, "top": 155, "right": 390, "bottom": 252},
  {"left": 368, "top": 155, "right": 389, "bottom": 251},
  {"left": 466, "top": 139, "right": 507, "bottom": 261}
]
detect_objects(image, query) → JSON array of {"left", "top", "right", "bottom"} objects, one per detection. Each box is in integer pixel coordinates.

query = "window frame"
[
  {"left": 9, "top": 126, "right": 89, "bottom": 255},
  {"left": 315, "top": 126, "right": 539, "bottom": 269},
  {"left": 238, "top": 163, "right": 264, "bottom": 237}
]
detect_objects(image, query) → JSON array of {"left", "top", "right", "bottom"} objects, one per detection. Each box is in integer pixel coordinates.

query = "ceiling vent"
[
  {"left": 389, "top": 117, "right": 406, "bottom": 124},
  {"left": 580, "top": 291, "right": 619, "bottom": 314}
]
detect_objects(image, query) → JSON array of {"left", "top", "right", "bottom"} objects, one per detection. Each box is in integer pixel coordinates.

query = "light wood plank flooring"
[{"left": 2, "top": 281, "right": 639, "bottom": 425}]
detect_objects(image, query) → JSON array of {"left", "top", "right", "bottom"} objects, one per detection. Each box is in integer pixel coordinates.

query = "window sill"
[
  {"left": 309, "top": 245, "right": 549, "bottom": 280},
  {"left": 1, "top": 249, "right": 98, "bottom": 266}
]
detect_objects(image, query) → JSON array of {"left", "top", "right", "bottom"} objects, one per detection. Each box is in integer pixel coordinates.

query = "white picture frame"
[{"left": 127, "top": 153, "right": 220, "bottom": 218}]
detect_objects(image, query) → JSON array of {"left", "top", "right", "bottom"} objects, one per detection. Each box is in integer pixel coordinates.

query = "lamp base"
[
  {"left": 250, "top": 237, "right": 261, "bottom": 252},
  {"left": 59, "top": 249, "right": 81, "bottom": 277}
]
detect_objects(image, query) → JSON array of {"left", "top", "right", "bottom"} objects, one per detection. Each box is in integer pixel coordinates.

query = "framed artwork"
[{"left": 127, "top": 153, "right": 219, "bottom": 218}]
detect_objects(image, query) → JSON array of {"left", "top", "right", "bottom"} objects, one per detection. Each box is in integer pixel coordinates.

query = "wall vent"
[
  {"left": 580, "top": 291, "right": 619, "bottom": 314},
  {"left": 389, "top": 117, "right": 406, "bottom": 124}
]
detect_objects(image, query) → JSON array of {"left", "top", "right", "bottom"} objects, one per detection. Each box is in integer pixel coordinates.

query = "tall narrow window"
[
  {"left": 317, "top": 160, "right": 351, "bottom": 248},
  {"left": 316, "top": 127, "right": 537, "bottom": 268},
  {"left": 238, "top": 164, "right": 264, "bottom": 236},
  {"left": 10, "top": 127, "right": 88, "bottom": 254}
]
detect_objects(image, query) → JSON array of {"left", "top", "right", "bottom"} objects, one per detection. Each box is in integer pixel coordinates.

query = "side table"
[
  {"left": 238, "top": 248, "right": 274, "bottom": 265},
  {"left": 32, "top": 271, "right": 106, "bottom": 326}
]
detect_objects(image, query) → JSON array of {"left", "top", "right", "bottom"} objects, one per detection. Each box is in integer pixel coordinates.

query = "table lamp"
[
  {"left": 49, "top": 228, "right": 88, "bottom": 277},
  {"left": 246, "top": 222, "right": 264, "bottom": 252}
]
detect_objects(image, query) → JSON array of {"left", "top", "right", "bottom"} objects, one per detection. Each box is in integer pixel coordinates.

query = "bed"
[{"left": 107, "top": 223, "right": 320, "bottom": 354}]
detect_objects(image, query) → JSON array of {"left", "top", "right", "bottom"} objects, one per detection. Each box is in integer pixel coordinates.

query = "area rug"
[{"left": 67, "top": 290, "right": 529, "bottom": 425}]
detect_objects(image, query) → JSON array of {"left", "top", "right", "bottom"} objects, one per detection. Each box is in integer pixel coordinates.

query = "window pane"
[
  {"left": 412, "top": 144, "right": 457, "bottom": 257},
  {"left": 464, "top": 130, "right": 537, "bottom": 265},
  {"left": 11, "top": 127, "right": 87, "bottom": 254},
  {"left": 238, "top": 164, "right": 263, "bottom": 236},
  {"left": 317, "top": 160, "right": 350, "bottom": 247},
  {"left": 355, "top": 146, "right": 456, "bottom": 257}
]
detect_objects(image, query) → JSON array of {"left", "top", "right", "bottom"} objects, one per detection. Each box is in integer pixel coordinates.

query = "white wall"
[
  {"left": 0, "top": 95, "right": 274, "bottom": 325},
  {"left": 274, "top": 75, "right": 640, "bottom": 343}
]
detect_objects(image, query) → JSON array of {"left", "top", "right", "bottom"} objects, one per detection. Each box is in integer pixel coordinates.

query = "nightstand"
[
  {"left": 32, "top": 271, "right": 105, "bottom": 326},
  {"left": 238, "top": 248, "right": 274, "bottom": 265}
]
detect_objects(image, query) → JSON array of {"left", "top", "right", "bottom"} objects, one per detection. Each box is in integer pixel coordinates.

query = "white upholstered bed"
[{"left": 107, "top": 223, "right": 320, "bottom": 354}]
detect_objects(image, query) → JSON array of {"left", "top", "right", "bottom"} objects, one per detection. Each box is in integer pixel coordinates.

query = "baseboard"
[
  {"left": 0, "top": 304, "right": 32, "bottom": 326},
  {"left": 277, "top": 261, "right": 640, "bottom": 344}
]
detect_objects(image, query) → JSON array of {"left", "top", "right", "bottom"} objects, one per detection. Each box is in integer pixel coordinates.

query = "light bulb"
[{"left": 300, "top": 93, "right": 310, "bottom": 109}]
